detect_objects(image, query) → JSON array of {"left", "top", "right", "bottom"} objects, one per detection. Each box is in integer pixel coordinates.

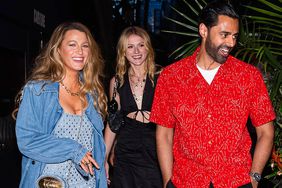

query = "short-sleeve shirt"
[{"left": 150, "top": 47, "right": 275, "bottom": 188}]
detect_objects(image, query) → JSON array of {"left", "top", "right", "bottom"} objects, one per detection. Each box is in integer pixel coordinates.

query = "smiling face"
[
  {"left": 125, "top": 34, "right": 148, "bottom": 67},
  {"left": 203, "top": 15, "right": 239, "bottom": 64},
  {"left": 58, "top": 29, "right": 90, "bottom": 73}
]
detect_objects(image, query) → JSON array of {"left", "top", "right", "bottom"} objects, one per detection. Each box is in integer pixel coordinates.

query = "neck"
[
  {"left": 197, "top": 49, "right": 218, "bottom": 70},
  {"left": 63, "top": 72, "right": 80, "bottom": 85},
  {"left": 129, "top": 67, "right": 146, "bottom": 78}
]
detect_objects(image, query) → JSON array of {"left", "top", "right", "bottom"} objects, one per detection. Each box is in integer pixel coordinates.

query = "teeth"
[
  {"left": 220, "top": 48, "right": 229, "bottom": 56},
  {"left": 73, "top": 57, "right": 83, "bottom": 61},
  {"left": 132, "top": 55, "right": 141, "bottom": 59}
]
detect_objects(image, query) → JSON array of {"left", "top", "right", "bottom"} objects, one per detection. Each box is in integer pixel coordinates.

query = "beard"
[{"left": 205, "top": 35, "right": 233, "bottom": 64}]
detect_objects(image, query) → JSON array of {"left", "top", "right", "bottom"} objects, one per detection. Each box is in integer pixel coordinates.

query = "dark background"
[
  {"left": 0, "top": 0, "right": 251, "bottom": 116},
  {"left": 0, "top": 0, "right": 275, "bottom": 187}
]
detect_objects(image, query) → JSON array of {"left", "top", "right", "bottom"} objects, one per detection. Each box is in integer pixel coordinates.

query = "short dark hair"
[{"left": 198, "top": 0, "right": 239, "bottom": 29}]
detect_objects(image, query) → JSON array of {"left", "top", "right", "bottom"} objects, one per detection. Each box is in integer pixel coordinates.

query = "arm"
[
  {"left": 104, "top": 124, "right": 117, "bottom": 162},
  {"left": 16, "top": 84, "right": 88, "bottom": 164},
  {"left": 104, "top": 77, "right": 120, "bottom": 181},
  {"left": 156, "top": 125, "right": 174, "bottom": 188},
  {"left": 250, "top": 121, "right": 274, "bottom": 187},
  {"left": 104, "top": 76, "right": 120, "bottom": 160}
]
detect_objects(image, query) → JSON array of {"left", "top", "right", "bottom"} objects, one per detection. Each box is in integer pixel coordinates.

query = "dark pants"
[
  {"left": 166, "top": 180, "right": 175, "bottom": 188},
  {"left": 166, "top": 180, "right": 252, "bottom": 188},
  {"left": 210, "top": 182, "right": 252, "bottom": 188}
]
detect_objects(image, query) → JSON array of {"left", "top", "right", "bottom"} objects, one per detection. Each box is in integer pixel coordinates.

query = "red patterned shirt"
[{"left": 150, "top": 48, "right": 275, "bottom": 188}]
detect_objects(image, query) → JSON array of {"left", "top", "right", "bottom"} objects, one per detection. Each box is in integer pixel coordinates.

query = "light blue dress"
[{"left": 41, "top": 111, "right": 96, "bottom": 188}]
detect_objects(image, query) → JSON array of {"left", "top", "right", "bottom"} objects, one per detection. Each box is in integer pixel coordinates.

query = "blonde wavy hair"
[
  {"left": 116, "top": 26, "right": 156, "bottom": 86},
  {"left": 14, "top": 22, "right": 107, "bottom": 119}
]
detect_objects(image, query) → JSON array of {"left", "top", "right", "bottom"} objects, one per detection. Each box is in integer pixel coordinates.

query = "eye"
[
  {"left": 221, "top": 33, "right": 228, "bottom": 38},
  {"left": 69, "top": 43, "right": 76, "bottom": 47},
  {"left": 232, "top": 35, "right": 238, "bottom": 40},
  {"left": 139, "top": 43, "right": 145, "bottom": 47},
  {"left": 127, "top": 45, "right": 133, "bottom": 49},
  {"left": 82, "top": 44, "right": 89, "bottom": 48}
]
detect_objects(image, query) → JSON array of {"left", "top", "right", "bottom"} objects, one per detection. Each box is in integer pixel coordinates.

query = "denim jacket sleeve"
[{"left": 15, "top": 82, "right": 87, "bottom": 165}]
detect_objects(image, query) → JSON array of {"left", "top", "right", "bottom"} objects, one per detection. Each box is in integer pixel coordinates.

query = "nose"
[
  {"left": 134, "top": 46, "right": 140, "bottom": 54},
  {"left": 226, "top": 36, "right": 236, "bottom": 47},
  {"left": 76, "top": 46, "right": 83, "bottom": 54}
]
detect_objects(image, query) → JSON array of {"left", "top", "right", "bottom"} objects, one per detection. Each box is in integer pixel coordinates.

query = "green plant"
[
  {"left": 163, "top": 0, "right": 282, "bottom": 187},
  {"left": 239, "top": 1, "right": 282, "bottom": 187},
  {"left": 162, "top": 0, "right": 206, "bottom": 59}
]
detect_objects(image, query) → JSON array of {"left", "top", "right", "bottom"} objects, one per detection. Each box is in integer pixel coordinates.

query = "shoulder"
[
  {"left": 160, "top": 56, "right": 193, "bottom": 79},
  {"left": 227, "top": 56, "right": 262, "bottom": 76},
  {"left": 24, "top": 80, "right": 59, "bottom": 95}
]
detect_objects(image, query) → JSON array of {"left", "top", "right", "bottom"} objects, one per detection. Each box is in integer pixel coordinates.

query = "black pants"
[
  {"left": 166, "top": 180, "right": 252, "bottom": 188},
  {"left": 210, "top": 182, "right": 252, "bottom": 188},
  {"left": 166, "top": 180, "right": 175, "bottom": 188}
]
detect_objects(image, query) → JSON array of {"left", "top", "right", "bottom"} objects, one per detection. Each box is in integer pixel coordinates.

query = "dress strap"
[{"left": 132, "top": 110, "right": 150, "bottom": 123}]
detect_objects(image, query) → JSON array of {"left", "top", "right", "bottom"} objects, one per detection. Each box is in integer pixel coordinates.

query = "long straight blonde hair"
[{"left": 116, "top": 26, "right": 156, "bottom": 86}]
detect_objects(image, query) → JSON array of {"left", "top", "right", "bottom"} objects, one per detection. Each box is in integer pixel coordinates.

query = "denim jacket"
[{"left": 16, "top": 80, "right": 107, "bottom": 188}]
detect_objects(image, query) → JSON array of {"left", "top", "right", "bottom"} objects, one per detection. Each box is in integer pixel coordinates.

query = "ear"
[{"left": 199, "top": 23, "right": 208, "bottom": 39}]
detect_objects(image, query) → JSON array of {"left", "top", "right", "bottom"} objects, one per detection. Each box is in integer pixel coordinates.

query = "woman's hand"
[
  {"left": 105, "top": 160, "right": 111, "bottom": 185},
  {"left": 80, "top": 151, "right": 100, "bottom": 176}
]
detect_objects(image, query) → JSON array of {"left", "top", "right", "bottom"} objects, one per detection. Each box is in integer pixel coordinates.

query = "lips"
[
  {"left": 132, "top": 55, "right": 142, "bottom": 60},
  {"left": 219, "top": 47, "right": 230, "bottom": 57}
]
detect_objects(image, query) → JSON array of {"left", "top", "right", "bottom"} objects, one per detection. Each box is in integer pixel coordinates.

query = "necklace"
[
  {"left": 129, "top": 74, "right": 146, "bottom": 104},
  {"left": 60, "top": 82, "right": 81, "bottom": 96}
]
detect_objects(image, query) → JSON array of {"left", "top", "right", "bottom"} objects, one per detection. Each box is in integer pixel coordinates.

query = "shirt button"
[
  {"left": 208, "top": 140, "right": 212, "bottom": 145},
  {"left": 32, "top": 160, "right": 35, "bottom": 165},
  {"left": 208, "top": 114, "right": 212, "bottom": 118}
]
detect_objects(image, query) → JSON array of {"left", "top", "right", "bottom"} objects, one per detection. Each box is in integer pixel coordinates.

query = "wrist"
[{"left": 249, "top": 172, "right": 261, "bottom": 183}]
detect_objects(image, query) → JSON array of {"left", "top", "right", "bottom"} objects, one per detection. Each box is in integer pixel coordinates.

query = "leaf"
[
  {"left": 195, "top": 0, "right": 206, "bottom": 9},
  {"left": 169, "top": 39, "right": 199, "bottom": 58},
  {"left": 169, "top": 5, "right": 198, "bottom": 26},
  {"left": 244, "top": 5, "right": 282, "bottom": 18},
  {"left": 163, "top": 16, "right": 198, "bottom": 32},
  {"left": 161, "top": 30, "right": 199, "bottom": 37},
  {"left": 181, "top": 0, "right": 200, "bottom": 16},
  {"left": 264, "top": 48, "right": 282, "bottom": 70},
  {"left": 258, "top": 0, "right": 282, "bottom": 12},
  {"left": 245, "top": 16, "right": 282, "bottom": 24},
  {"left": 259, "top": 27, "right": 282, "bottom": 36}
]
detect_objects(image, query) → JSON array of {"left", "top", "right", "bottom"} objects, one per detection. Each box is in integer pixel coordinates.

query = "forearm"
[
  {"left": 156, "top": 125, "right": 174, "bottom": 188},
  {"left": 250, "top": 122, "right": 274, "bottom": 188},
  {"left": 251, "top": 135, "right": 273, "bottom": 173},
  {"left": 251, "top": 122, "right": 274, "bottom": 173},
  {"left": 104, "top": 124, "right": 116, "bottom": 160}
]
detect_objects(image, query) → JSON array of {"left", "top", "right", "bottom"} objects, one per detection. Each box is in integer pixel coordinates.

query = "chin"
[{"left": 130, "top": 61, "right": 145, "bottom": 66}]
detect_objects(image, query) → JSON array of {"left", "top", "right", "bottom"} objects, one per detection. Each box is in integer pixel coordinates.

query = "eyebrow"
[
  {"left": 68, "top": 40, "right": 89, "bottom": 44},
  {"left": 220, "top": 31, "right": 239, "bottom": 36}
]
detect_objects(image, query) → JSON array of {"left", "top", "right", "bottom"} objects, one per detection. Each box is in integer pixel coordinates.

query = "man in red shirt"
[{"left": 150, "top": 1, "right": 275, "bottom": 188}]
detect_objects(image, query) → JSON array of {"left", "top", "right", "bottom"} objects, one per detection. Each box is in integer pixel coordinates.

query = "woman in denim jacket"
[{"left": 15, "top": 22, "right": 107, "bottom": 188}]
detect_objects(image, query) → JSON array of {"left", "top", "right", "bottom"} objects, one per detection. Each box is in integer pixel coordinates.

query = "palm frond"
[
  {"left": 257, "top": 0, "right": 282, "bottom": 12},
  {"left": 163, "top": 16, "right": 198, "bottom": 32},
  {"left": 181, "top": 0, "right": 200, "bottom": 16},
  {"left": 169, "top": 39, "right": 199, "bottom": 58},
  {"left": 244, "top": 6, "right": 282, "bottom": 19},
  {"left": 169, "top": 5, "right": 198, "bottom": 25},
  {"left": 245, "top": 16, "right": 282, "bottom": 24},
  {"left": 258, "top": 27, "right": 282, "bottom": 36},
  {"left": 161, "top": 30, "right": 199, "bottom": 37}
]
